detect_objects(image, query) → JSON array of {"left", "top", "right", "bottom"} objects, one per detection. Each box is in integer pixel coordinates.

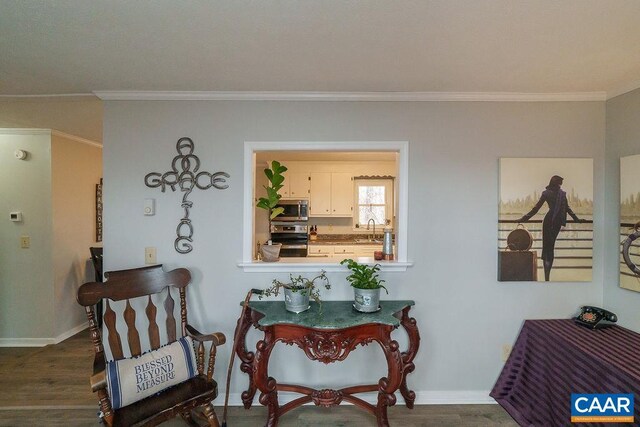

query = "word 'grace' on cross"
[{"left": 144, "top": 137, "right": 230, "bottom": 254}]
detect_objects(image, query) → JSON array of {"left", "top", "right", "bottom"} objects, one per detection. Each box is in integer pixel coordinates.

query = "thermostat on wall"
[{"left": 10, "top": 212, "right": 23, "bottom": 222}]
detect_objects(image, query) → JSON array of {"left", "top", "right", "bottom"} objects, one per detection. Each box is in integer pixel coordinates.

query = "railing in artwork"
[
  {"left": 620, "top": 222, "right": 640, "bottom": 278},
  {"left": 499, "top": 219, "right": 593, "bottom": 273}
]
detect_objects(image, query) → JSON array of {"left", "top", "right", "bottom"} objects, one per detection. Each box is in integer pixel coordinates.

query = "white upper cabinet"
[
  {"left": 282, "top": 172, "right": 310, "bottom": 199},
  {"left": 309, "top": 172, "right": 353, "bottom": 217},
  {"left": 309, "top": 172, "right": 332, "bottom": 215},
  {"left": 331, "top": 173, "right": 353, "bottom": 216},
  {"left": 288, "top": 172, "right": 310, "bottom": 198}
]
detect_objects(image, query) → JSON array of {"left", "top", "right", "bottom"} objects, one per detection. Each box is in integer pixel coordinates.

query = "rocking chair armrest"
[
  {"left": 90, "top": 352, "right": 108, "bottom": 392},
  {"left": 185, "top": 324, "right": 226, "bottom": 346}
]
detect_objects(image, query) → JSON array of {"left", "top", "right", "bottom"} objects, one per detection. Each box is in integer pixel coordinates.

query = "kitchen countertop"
[{"left": 308, "top": 235, "right": 388, "bottom": 245}]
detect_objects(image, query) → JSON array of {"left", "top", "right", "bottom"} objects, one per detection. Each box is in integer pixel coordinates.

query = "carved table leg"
[
  {"left": 235, "top": 306, "right": 257, "bottom": 409},
  {"left": 376, "top": 332, "right": 403, "bottom": 427},
  {"left": 399, "top": 306, "right": 420, "bottom": 408},
  {"left": 255, "top": 328, "right": 279, "bottom": 427}
]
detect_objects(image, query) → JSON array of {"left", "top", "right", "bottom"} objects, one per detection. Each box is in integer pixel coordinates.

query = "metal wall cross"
[{"left": 144, "top": 137, "right": 230, "bottom": 254}]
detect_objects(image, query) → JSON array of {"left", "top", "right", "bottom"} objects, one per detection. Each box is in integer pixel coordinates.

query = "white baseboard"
[
  {"left": 0, "top": 337, "right": 55, "bottom": 347},
  {"left": 54, "top": 322, "right": 89, "bottom": 344},
  {"left": 0, "top": 322, "right": 89, "bottom": 347},
  {"left": 221, "top": 390, "right": 495, "bottom": 406}
]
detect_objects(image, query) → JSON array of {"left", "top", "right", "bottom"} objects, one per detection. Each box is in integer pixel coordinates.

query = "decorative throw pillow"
[{"left": 106, "top": 336, "right": 198, "bottom": 409}]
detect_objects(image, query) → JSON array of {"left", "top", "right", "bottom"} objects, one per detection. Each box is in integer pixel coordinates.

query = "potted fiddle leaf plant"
[
  {"left": 340, "top": 259, "right": 388, "bottom": 312},
  {"left": 259, "top": 271, "right": 330, "bottom": 313},
  {"left": 256, "top": 160, "right": 287, "bottom": 262}
]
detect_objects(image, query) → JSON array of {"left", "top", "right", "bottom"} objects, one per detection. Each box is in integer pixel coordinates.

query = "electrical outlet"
[
  {"left": 501, "top": 344, "right": 512, "bottom": 362},
  {"left": 20, "top": 235, "right": 30, "bottom": 249},
  {"left": 145, "top": 247, "right": 157, "bottom": 264}
]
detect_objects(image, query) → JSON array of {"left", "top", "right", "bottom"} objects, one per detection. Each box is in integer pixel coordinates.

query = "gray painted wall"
[
  {"left": 104, "top": 100, "right": 605, "bottom": 399},
  {"left": 604, "top": 88, "right": 640, "bottom": 331},
  {"left": 0, "top": 130, "right": 102, "bottom": 342},
  {"left": 0, "top": 131, "right": 54, "bottom": 339}
]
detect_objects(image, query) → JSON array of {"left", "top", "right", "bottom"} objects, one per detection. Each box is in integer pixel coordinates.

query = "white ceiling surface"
[{"left": 1, "top": 1, "right": 640, "bottom": 96}]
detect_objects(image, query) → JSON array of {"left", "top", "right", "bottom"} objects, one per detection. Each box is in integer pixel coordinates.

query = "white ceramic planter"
[{"left": 353, "top": 287, "right": 381, "bottom": 312}]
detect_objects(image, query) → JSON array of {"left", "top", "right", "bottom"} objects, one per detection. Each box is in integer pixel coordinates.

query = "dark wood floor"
[{"left": 0, "top": 330, "right": 517, "bottom": 426}]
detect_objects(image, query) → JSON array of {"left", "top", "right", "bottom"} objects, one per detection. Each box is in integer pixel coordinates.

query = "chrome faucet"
[{"left": 367, "top": 218, "right": 376, "bottom": 241}]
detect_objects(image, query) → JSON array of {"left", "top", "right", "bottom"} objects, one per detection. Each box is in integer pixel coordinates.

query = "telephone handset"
[{"left": 574, "top": 306, "right": 618, "bottom": 330}]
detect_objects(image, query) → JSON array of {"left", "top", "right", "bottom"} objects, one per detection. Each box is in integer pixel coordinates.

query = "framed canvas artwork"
[
  {"left": 498, "top": 158, "right": 593, "bottom": 282},
  {"left": 620, "top": 154, "right": 640, "bottom": 291}
]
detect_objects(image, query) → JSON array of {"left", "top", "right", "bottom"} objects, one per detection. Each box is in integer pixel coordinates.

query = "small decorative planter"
[
  {"left": 283, "top": 287, "right": 311, "bottom": 313},
  {"left": 340, "top": 259, "right": 388, "bottom": 313},
  {"left": 353, "top": 287, "right": 381, "bottom": 312},
  {"left": 259, "top": 271, "right": 331, "bottom": 313},
  {"left": 261, "top": 243, "right": 282, "bottom": 262}
]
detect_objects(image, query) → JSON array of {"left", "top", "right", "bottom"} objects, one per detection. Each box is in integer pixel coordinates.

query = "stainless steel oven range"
[{"left": 270, "top": 222, "right": 308, "bottom": 257}]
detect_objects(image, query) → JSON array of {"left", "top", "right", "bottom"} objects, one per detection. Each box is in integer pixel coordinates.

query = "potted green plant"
[
  {"left": 340, "top": 259, "right": 388, "bottom": 312},
  {"left": 256, "top": 160, "right": 287, "bottom": 261},
  {"left": 259, "top": 271, "right": 330, "bottom": 313}
]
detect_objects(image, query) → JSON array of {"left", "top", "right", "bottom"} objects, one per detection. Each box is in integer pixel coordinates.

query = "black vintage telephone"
[{"left": 574, "top": 306, "right": 618, "bottom": 330}]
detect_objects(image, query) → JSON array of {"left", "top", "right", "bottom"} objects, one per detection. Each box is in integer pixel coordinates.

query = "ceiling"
[{"left": 1, "top": 1, "right": 640, "bottom": 97}]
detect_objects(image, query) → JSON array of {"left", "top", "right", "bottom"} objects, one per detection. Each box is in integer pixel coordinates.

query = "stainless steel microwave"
[{"left": 274, "top": 199, "right": 309, "bottom": 221}]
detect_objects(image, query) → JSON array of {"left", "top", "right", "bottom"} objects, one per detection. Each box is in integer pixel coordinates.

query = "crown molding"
[
  {"left": 606, "top": 79, "right": 640, "bottom": 100},
  {"left": 0, "top": 93, "right": 96, "bottom": 99},
  {"left": 0, "top": 128, "right": 51, "bottom": 135},
  {"left": 0, "top": 128, "right": 101, "bottom": 147},
  {"left": 94, "top": 90, "right": 607, "bottom": 102},
  {"left": 51, "top": 130, "right": 102, "bottom": 148}
]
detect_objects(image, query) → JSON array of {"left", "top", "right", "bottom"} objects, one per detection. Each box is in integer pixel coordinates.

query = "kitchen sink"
[{"left": 354, "top": 238, "right": 383, "bottom": 244}]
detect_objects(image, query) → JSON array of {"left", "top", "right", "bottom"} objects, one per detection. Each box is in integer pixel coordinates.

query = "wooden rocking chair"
[{"left": 77, "top": 265, "right": 226, "bottom": 426}]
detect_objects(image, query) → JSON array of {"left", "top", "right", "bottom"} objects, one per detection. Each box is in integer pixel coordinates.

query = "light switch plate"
[
  {"left": 501, "top": 344, "right": 512, "bottom": 362},
  {"left": 20, "top": 235, "right": 30, "bottom": 249},
  {"left": 145, "top": 247, "right": 157, "bottom": 264}
]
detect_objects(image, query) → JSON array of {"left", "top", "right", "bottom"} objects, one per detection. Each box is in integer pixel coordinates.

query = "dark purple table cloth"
[{"left": 490, "top": 319, "right": 640, "bottom": 426}]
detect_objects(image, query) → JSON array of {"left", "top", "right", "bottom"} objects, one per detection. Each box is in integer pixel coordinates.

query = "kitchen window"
[{"left": 354, "top": 177, "right": 394, "bottom": 228}]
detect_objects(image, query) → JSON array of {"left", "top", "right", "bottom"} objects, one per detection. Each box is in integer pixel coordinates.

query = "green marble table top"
[{"left": 246, "top": 300, "right": 414, "bottom": 329}]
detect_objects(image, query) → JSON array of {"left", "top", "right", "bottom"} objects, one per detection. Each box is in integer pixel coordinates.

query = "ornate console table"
[{"left": 234, "top": 300, "right": 420, "bottom": 426}]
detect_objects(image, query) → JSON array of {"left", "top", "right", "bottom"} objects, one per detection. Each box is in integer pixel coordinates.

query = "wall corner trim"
[{"left": 51, "top": 130, "right": 102, "bottom": 148}]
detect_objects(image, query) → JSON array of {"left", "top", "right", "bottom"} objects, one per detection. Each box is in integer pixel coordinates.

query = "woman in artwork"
[{"left": 517, "top": 175, "right": 583, "bottom": 281}]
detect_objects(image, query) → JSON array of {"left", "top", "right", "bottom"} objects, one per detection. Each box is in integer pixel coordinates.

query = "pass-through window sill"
[{"left": 237, "top": 257, "right": 413, "bottom": 273}]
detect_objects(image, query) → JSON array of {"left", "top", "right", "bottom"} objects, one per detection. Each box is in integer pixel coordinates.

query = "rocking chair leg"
[
  {"left": 203, "top": 403, "right": 221, "bottom": 427},
  {"left": 180, "top": 410, "right": 200, "bottom": 426}
]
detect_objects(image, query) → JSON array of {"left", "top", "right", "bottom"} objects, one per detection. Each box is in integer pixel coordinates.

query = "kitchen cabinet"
[
  {"left": 331, "top": 173, "right": 353, "bottom": 215},
  {"left": 282, "top": 172, "right": 310, "bottom": 199},
  {"left": 354, "top": 245, "right": 383, "bottom": 257},
  {"left": 307, "top": 245, "right": 333, "bottom": 257},
  {"left": 332, "top": 245, "right": 356, "bottom": 256},
  {"left": 307, "top": 244, "right": 382, "bottom": 258},
  {"left": 309, "top": 172, "right": 353, "bottom": 217}
]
